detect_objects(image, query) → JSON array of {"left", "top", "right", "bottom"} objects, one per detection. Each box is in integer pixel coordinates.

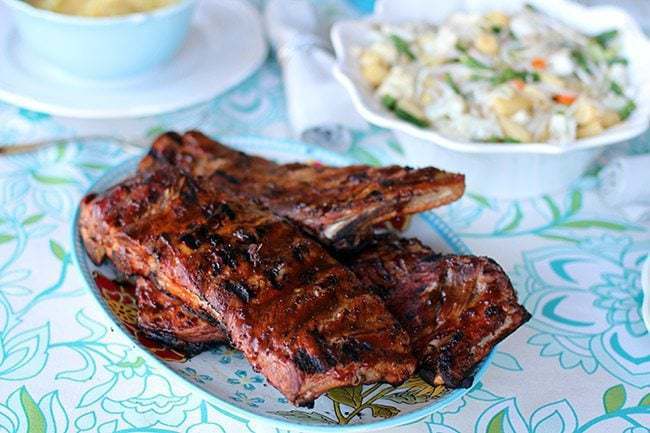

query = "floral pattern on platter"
[{"left": 273, "top": 377, "right": 447, "bottom": 425}]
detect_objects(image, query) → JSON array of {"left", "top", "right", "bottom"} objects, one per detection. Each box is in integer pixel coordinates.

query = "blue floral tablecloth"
[{"left": 1, "top": 1, "right": 650, "bottom": 432}]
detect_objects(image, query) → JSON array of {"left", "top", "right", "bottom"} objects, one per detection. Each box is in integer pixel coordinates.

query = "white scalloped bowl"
[{"left": 332, "top": 0, "right": 650, "bottom": 198}]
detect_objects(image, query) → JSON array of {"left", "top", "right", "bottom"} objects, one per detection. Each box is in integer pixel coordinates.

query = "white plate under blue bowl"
[
  {"left": 0, "top": 0, "right": 267, "bottom": 119},
  {"left": 72, "top": 135, "right": 493, "bottom": 432}
]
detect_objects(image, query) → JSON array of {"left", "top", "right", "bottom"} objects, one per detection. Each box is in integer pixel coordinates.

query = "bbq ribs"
[
  {"left": 79, "top": 163, "right": 416, "bottom": 406},
  {"left": 133, "top": 230, "right": 531, "bottom": 389},
  {"left": 345, "top": 234, "right": 531, "bottom": 388},
  {"left": 80, "top": 131, "right": 530, "bottom": 406},
  {"left": 138, "top": 131, "right": 465, "bottom": 249},
  {"left": 136, "top": 277, "right": 225, "bottom": 356}
]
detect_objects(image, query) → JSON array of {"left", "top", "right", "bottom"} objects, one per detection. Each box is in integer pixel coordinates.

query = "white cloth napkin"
[
  {"left": 599, "top": 153, "right": 650, "bottom": 223},
  {"left": 264, "top": 0, "right": 367, "bottom": 146}
]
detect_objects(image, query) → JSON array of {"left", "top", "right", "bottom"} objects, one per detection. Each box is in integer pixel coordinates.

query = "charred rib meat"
[
  {"left": 345, "top": 234, "right": 531, "bottom": 388},
  {"left": 79, "top": 165, "right": 416, "bottom": 405},
  {"left": 139, "top": 131, "right": 465, "bottom": 249},
  {"left": 136, "top": 277, "right": 226, "bottom": 356}
]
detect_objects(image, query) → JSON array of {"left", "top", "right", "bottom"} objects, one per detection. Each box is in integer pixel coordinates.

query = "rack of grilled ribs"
[
  {"left": 131, "top": 230, "right": 531, "bottom": 389},
  {"left": 138, "top": 131, "right": 465, "bottom": 249},
  {"left": 344, "top": 234, "right": 531, "bottom": 388},
  {"left": 79, "top": 163, "right": 416, "bottom": 406},
  {"left": 136, "top": 277, "right": 226, "bottom": 356},
  {"left": 133, "top": 132, "right": 529, "bottom": 387}
]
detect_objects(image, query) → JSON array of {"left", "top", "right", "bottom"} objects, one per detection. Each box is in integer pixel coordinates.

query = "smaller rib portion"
[{"left": 345, "top": 234, "right": 531, "bottom": 388}]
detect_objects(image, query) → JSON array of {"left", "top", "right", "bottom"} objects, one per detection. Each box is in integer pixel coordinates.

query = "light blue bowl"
[{"left": 2, "top": 0, "right": 197, "bottom": 79}]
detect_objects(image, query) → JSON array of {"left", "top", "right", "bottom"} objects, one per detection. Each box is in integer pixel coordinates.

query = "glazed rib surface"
[
  {"left": 79, "top": 164, "right": 416, "bottom": 405},
  {"left": 139, "top": 131, "right": 465, "bottom": 249},
  {"left": 345, "top": 234, "right": 531, "bottom": 388}
]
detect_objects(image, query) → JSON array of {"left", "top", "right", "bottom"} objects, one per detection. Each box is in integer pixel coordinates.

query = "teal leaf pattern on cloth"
[
  {"left": 515, "top": 234, "right": 650, "bottom": 388},
  {"left": 491, "top": 351, "right": 523, "bottom": 372}
]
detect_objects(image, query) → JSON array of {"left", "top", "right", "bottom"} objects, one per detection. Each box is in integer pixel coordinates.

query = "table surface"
[{"left": 1, "top": 1, "right": 649, "bottom": 432}]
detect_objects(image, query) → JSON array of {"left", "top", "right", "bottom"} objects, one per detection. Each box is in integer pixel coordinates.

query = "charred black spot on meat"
[
  {"left": 458, "top": 375, "right": 475, "bottom": 388},
  {"left": 322, "top": 275, "right": 339, "bottom": 288},
  {"left": 224, "top": 280, "right": 253, "bottom": 302},
  {"left": 82, "top": 193, "right": 97, "bottom": 204},
  {"left": 418, "top": 368, "right": 437, "bottom": 386},
  {"left": 209, "top": 255, "right": 223, "bottom": 275},
  {"left": 180, "top": 233, "right": 200, "bottom": 249},
  {"left": 161, "top": 131, "right": 183, "bottom": 144},
  {"left": 448, "top": 331, "right": 464, "bottom": 347},
  {"left": 346, "top": 172, "right": 369, "bottom": 183},
  {"left": 311, "top": 330, "right": 337, "bottom": 367},
  {"left": 380, "top": 179, "right": 397, "bottom": 187},
  {"left": 421, "top": 253, "right": 441, "bottom": 262},
  {"left": 341, "top": 338, "right": 373, "bottom": 362},
  {"left": 368, "top": 190, "right": 383, "bottom": 201},
  {"left": 485, "top": 305, "right": 504, "bottom": 320},
  {"left": 207, "top": 234, "right": 224, "bottom": 248},
  {"left": 291, "top": 243, "right": 309, "bottom": 261},
  {"left": 220, "top": 203, "right": 236, "bottom": 220},
  {"left": 201, "top": 202, "right": 218, "bottom": 220},
  {"left": 191, "top": 225, "right": 210, "bottom": 245},
  {"left": 180, "top": 177, "right": 200, "bottom": 205},
  {"left": 202, "top": 202, "right": 236, "bottom": 221},
  {"left": 179, "top": 225, "right": 210, "bottom": 250},
  {"left": 293, "top": 348, "right": 326, "bottom": 374},
  {"left": 213, "top": 170, "right": 241, "bottom": 185},
  {"left": 299, "top": 268, "right": 316, "bottom": 285},
  {"left": 254, "top": 224, "right": 269, "bottom": 239},
  {"left": 435, "top": 349, "right": 454, "bottom": 385},
  {"left": 146, "top": 188, "right": 160, "bottom": 203},
  {"left": 220, "top": 246, "right": 238, "bottom": 268},
  {"left": 265, "top": 261, "right": 285, "bottom": 288}
]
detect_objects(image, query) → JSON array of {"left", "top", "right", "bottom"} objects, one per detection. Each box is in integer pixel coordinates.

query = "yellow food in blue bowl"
[
  {"left": 4, "top": 0, "right": 196, "bottom": 78},
  {"left": 27, "top": 0, "right": 178, "bottom": 16}
]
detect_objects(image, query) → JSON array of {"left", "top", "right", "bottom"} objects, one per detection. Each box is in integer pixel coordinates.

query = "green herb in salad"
[
  {"left": 380, "top": 94, "right": 397, "bottom": 110},
  {"left": 490, "top": 68, "right": 539, "bottom": 85},
  {"left": 394, "top": 106, "right": 430, "bottom": 127},
  {"left": 571, "top": 49, "right": 592, "bottom": 74},
  {"left": 469, "top": 73, "right": 489, "bottom": 81},
  {"left": 593, "top": 29, "right": 618, "bottom": 48},
  {"left": 389, "top": 34, "right": 416, "bottom": 61},
  {"left": 490, "top": 25, "right": 502, "bottom": 34},
  {"left": 484, "top": 136, "right": 522, "bottom": 144},
  {"left": 454, "top": 41, "right": 469, "bottom": 53},
  {"left": 610, "top": 81, "right": 624, "bottom": 96},
  {"left": 380, "top": 95, "right": 430, "bottom": 128},
  {"left": 444, "top": 73, "right": 463, "bottom": 95},
  {"left": 524, "top": 3, "right": 539, "bottom": 12},
  {"left": 618, "top": 99, "right": 636, "bottom": 120},
  {"left": 460, "top": 54, "right": 490, "bottom": 70},
  {"left": 608, "top": 56, "right": 628, "bottom": 66}
]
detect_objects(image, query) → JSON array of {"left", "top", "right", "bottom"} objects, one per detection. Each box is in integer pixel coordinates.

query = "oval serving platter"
[{"left": 72, "top": 135, "right": 493, "bottom": 432}]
